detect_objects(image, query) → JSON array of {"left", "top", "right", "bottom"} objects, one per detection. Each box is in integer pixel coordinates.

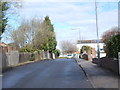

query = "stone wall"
[
  {"left": 92, "top": 57, "right": 119, "bottom": 74},
  {"left": 100, "top": 57, "right": 119, "bottom": 74}
]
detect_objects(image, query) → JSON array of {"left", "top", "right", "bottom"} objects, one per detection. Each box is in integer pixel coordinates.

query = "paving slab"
[{"left": 76, "top": 58, "right": 119, "bottom": 88}]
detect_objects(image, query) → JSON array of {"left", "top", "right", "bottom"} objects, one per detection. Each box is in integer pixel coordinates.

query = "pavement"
[
  {"left": 75, "top": 58, "right": 119, "bottom": 88},
  {"left": 3, "top": 59, "right": 93, "bottom": 88}
]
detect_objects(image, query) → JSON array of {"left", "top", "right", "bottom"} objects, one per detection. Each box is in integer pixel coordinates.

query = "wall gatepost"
[{"left": 118, "top": 52, "right": 120, "bottom": 75}]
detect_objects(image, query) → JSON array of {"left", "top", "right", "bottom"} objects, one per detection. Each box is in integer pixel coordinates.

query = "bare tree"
[
  {"left": 102, "top": 26, "right": 119, "bottom": 44},
  {"left": 60, "top": 40, "right": 77, "bottom": 54},
  {"left": 10, "top": 17, "right": 55, "bottom": 50},
  {"left": 102, "top": 26, "right": 119, "bottom": 56},
  {"left": 11, "top": 28, "right": 26, "bottom": 47}
]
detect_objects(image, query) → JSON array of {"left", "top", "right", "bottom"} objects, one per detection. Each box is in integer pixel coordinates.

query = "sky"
[{"left": 2, "top": 0, "right": 118, "bottom": 49}]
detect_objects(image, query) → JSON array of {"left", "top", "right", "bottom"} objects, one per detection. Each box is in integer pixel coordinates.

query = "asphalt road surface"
[{"left": 3, "top": 59, "right": 93, "bottom": 88}]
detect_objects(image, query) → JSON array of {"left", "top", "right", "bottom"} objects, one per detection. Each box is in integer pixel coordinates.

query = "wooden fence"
[{"left": 0, "top": 46, "right": 55, "bottom": 72}]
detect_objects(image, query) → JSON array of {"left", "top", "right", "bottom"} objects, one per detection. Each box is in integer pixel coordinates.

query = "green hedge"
[
  {"left": 107, "top": 34, "right": 120, "bottom": 59},
  {"left": 53, "top": 49, "right": 60, "bottom": 57}
]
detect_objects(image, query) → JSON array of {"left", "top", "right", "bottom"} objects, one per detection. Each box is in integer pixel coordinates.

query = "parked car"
[{"left": 67, "top": 54, "right": 73, "bottom": 59}]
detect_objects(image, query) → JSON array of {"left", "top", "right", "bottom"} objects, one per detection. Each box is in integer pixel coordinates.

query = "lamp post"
[
  {"left": 72, "top": 28, "right": 81, "bottom": 42},
  {"left": 72, "top": 28, "right": 81, "bottom": 58},
  {"left": 95, "top": 0, "right": 100, "bottom": 66}
]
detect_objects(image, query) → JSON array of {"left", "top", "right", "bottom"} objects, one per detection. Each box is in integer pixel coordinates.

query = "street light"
[
  {"left": 71, "top": 28, "right": 81, "bottom": 58},
  {"left": 71, "top": 28, "right": 81, "bottom": 43},
  {"left": 95, "top": 0, "right": 100, "bottom": 66}
]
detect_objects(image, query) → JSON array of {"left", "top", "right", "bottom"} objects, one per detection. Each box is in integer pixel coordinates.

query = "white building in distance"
[{"left": 77, "top": 39, "right": 106, "bottom": 58}]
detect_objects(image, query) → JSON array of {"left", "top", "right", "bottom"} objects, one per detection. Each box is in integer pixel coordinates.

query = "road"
[{"left": 3, "top": 59, "right": 93, "bottom": 88}]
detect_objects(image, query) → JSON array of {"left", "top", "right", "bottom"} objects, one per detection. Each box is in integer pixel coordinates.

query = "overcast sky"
[{"left": 2, "top": 0, "right": 118, "bottom": 49}]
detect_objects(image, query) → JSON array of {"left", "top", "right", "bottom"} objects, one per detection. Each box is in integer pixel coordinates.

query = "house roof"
[
  {"left": 0, "top": 42, "right": 8, "bottom": 47},
  {"left": 77, "top": 39, "right": 103, "bottom": 44}
]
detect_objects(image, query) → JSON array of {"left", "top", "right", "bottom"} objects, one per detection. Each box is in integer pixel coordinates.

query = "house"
[
  {"left": 77, "top": 39, "right": 106, "bottom": 58},
  {"left": 0, "top": 42, "right": 8, "bottom": 47},
  {"left": 0, "top": 42, "right": 19, "bottom": 53},
  {"left": 7, "top": 43, "right": 19, "bottom": 52},
  {"left": 0, "top": 42, "right": 8, "bottom": 53}
]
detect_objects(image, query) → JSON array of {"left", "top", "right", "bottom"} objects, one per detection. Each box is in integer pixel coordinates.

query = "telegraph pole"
[
  {"left": 72, "top": 28, "right": 81, "bottom": 43},
  {"left": 95, "top": 0, "right": 100, "bottom": 66},
  {"left": 79, "top": 29, "right": 81, "bottom": 43}
]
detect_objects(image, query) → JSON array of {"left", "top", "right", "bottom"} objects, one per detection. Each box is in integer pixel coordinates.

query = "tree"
[
  {"left": 44, "top": 16, "right": 54, "bottom": 32},
  {"left": 10, "top": 17, "right": 57, "bottom": 52},
  {"left": 0, "top": 1, "right": 9, "bottom": 38},
  {"left": 53, "top": 49, "right": 60, "bottom": 58},
  {"left": 11, "top": 28, "right": 26, "bottom": 47},
  {"left": 102, "top": 27, "right": 119, "bottom": 57},
  {"left": 106, "top": 34, "right": 120, "bottom": 59},
  {"left": 0, "top": 0, "right": 22, "bottom": 40},
  {"left": 102, "top": 27, "right": 118, "bottom": 44},
  {"left": 11, "top": 18, "right": 42, "bottom": 48},
  {"left": 43, "top": 16, "right": 57, "bottom": 52},
  {"left": 33, "top": 19, "right": 56, "bottom": 51},
  {"left": 60, "top": 41, "right": 77, "bottom": 54}
]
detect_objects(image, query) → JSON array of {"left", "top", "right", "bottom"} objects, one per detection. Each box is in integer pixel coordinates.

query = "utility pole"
[
  {"left": 79, "top": 29, "right": 81, "bottom": 43},
  {"left": 95, "top": 0, "right": 100, "bottom": 66}
]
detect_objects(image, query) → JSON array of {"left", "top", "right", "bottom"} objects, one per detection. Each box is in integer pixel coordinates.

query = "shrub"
[
  {"left": 29, "top": 53, "right": 35, "bottom": 61},
  {"left": 19, "top": 47, "right": 34, "bottom": 52},
  {"left": 107, "top": 34, "right": 120, "bottom": 59},
  {"left": 53, "top": 49, "right": 60, "bottom": 57},
  {"left": 80, "top": 45, "right": 92, "bottom": 54},
  {"left": 102, "top": 27, "right": 119, "bottom": 57}
]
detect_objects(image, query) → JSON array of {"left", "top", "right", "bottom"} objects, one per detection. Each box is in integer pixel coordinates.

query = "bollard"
[{"left": 52, "top": 53, "right": 55, "bottom": 59}]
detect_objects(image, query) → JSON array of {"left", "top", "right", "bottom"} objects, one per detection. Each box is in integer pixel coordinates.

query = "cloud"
[
  {"left": 22, "top": 0, "right": 119, "bottom": 3},
  {"left": 18, "top": 1, "right": 118, "bottom": 49},
  {"left": 20, "top": 2, "right": 96, "bottom": 24}
]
